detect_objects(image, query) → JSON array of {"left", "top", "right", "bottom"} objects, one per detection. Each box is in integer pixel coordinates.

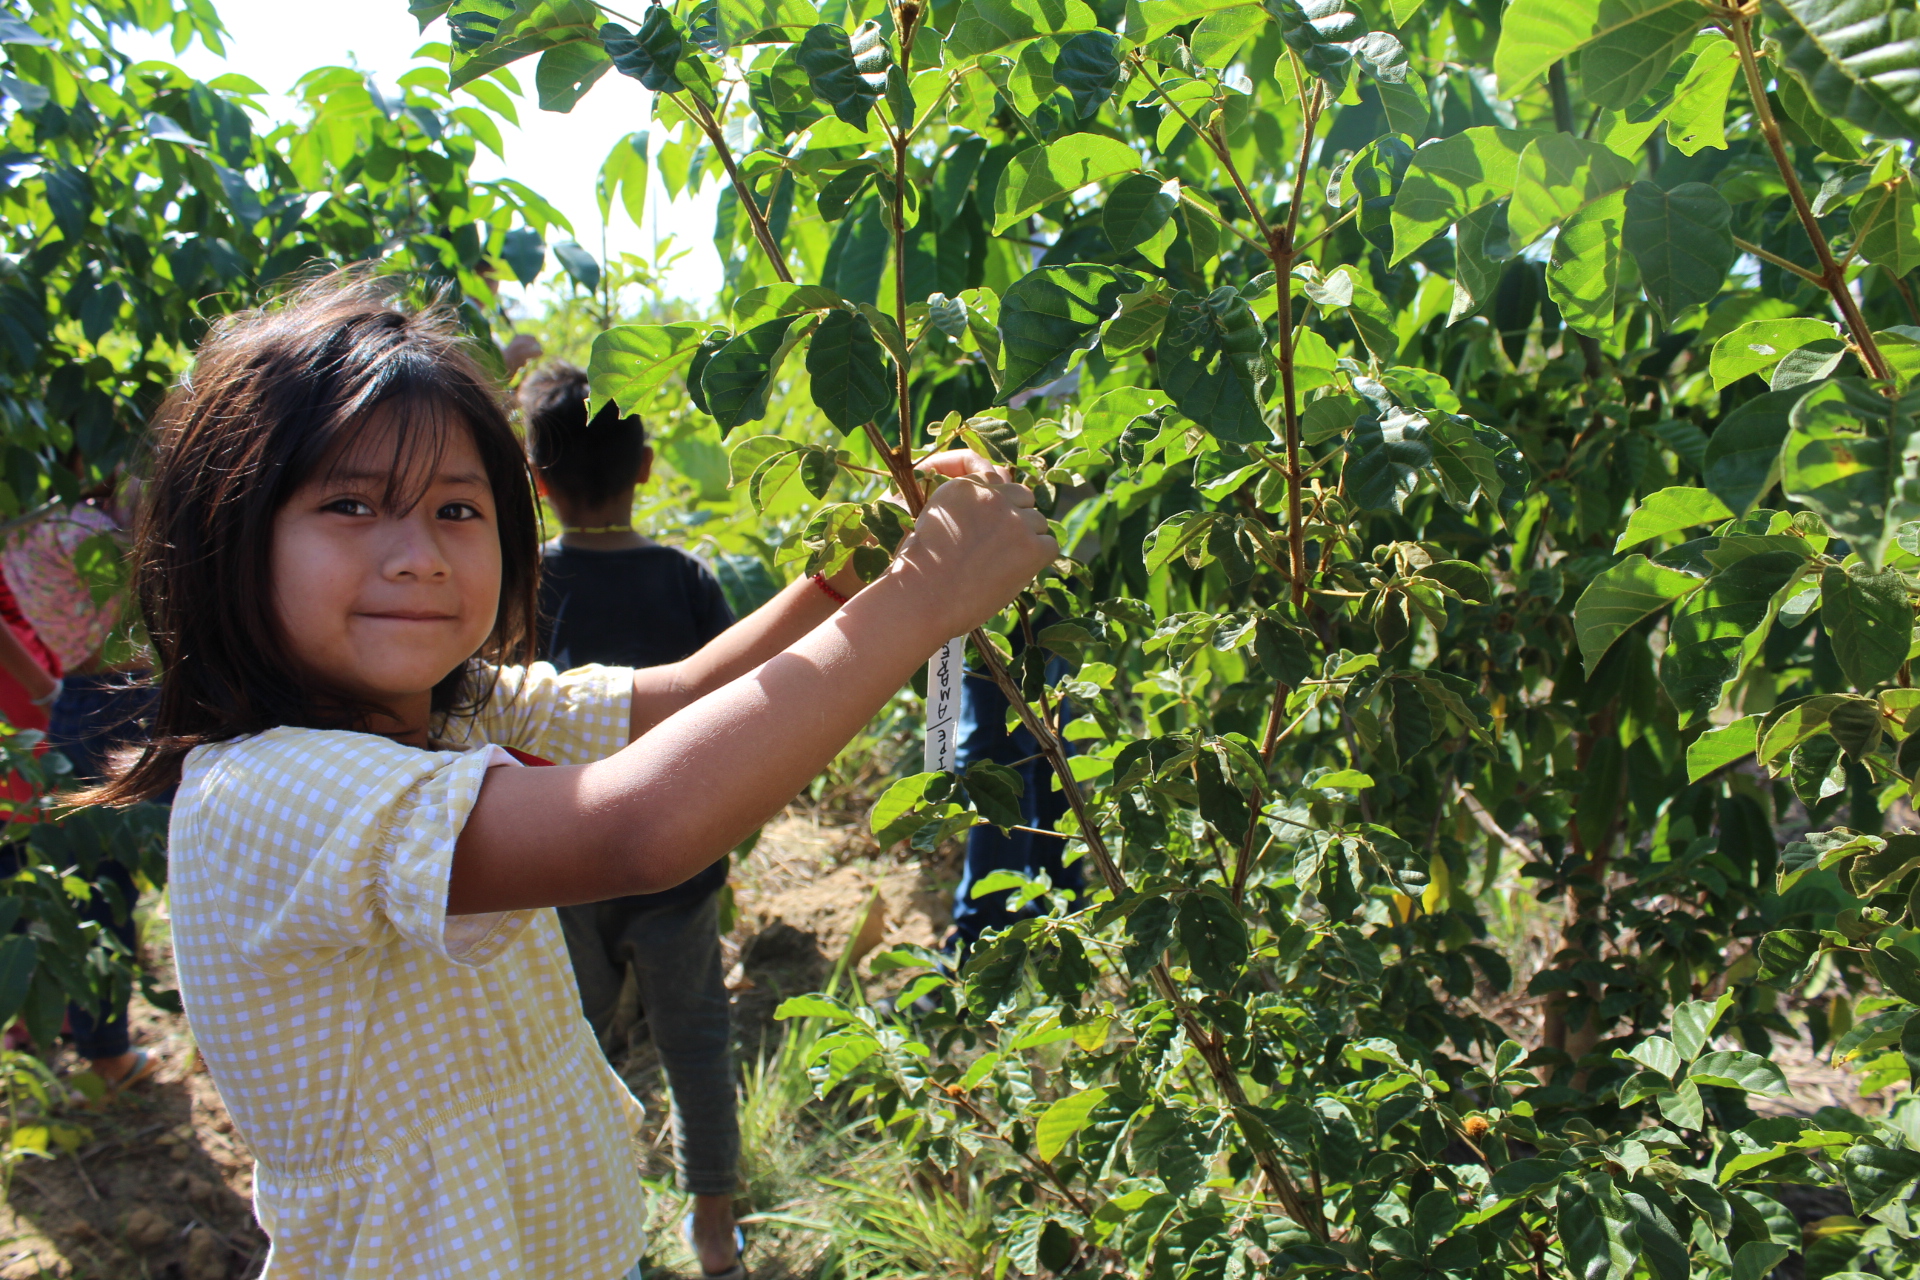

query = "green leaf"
[
  {"left": 1666, "top": 40, "right": 1742, "bottom": 154},
  {"left": 1508, "top": 133, "right": 1638, "bottom": 248},
  {"left": 1558, "top": 1173, "right": 1637, "bottom": 1280},
  {"left": 535, "top": 41, "right": 611, "bottom": 111},
  {"left": 1615, "top": 486, "right": 1736, "bottom": 550},
  {"left": 1687, "top": 1050, "right": 1791, "bottom": 1094},
  {"left": 1177, "top": 892, "right": 1248, "bottom": 988},
  {"left": 1658, "top": 1078, "right": 1706, "bottom": 1130},
  {"left": 1672, "top": 995, "right": 1732, "bottom": 1059},
  {"left": 1703, "top": 387, "right": 1803, "bottom": 513},
  {"left": 1493, "top": 0, "right": 1693, "bottom": 97},
  {"left": 1056, "top": 31, "right": 1122, "bottom": 118},
  {"left": 948, "top": 0, "right": 1101, "bottom": 57},
  {"left": 794, "top": 22, "right": 889, "bottom": 131},
  {"left": 806, "top": 310, "right": 893, "bottom": 434},
  {"left": 1853, "top": 175, "right": 1920, "bottom": 273},
  {"left": 1844, "top": 1142, "right": 1920, "bottom": 1214},
  {"left": 1622, "top": 181, "right": 1735, "bottom": 322},
  {"left": 1623, "top": 1188, "right": 1689, "bottom": 1280},
  {"left": 0, "top": 936, "right": 36, "bottom": 1031},
  {"left": 1757, "top": 929, "right": 1821, "bottom": 985},
  {"left": 716, "top": 0, "right": 819, "bottom": 45},
  {"left": 602, "top": 10, "right": 685, "bottom": 91},
  {"left": 1104, "top": 174, "right": 1180, "bottom": 253},
  {"left": 1823, "top": 565, "right": 1911, "bottom": 690},
  {"left": 1548, "top": 189, "right": 1632, "bottom": 338},
  {"left": 1710, "top": 318, "right": 1841, "bottom": 389},
  {"left": 1579, "top": 0, "right": 1703, "bottom": 108},
  {"left": 1572, "top": 554, "right": 1704, "bottom": 673},
  {"left": 872, "top": 771, "right": 957, "bottom": 845},
  {"left": 1783, "top": 380, "right": 1890, "bottom": 558},
  {"left": 963, "top": 759, "right": 1026, "bottom": 829},
  {"left": 1391, "top": 127, "right": 1544, "bottom": 265},
  {"left": 1125, "top": 0, "right": 1248, "bottom": 41},
  {"left": 1035, "top": 1087, "right": 1111, "bottom": 1160},
  {"left": 588, "top": 323, "right": 707, "bottom": 417},
  {"left": 1157, "top": 287, "right": 1273, "bottom": 445},
  {"left": 701, "top": 316, "right": 800, "bottom": 433},
  {"left": 1659, "top": 551, "right": 1809, "bottom": 723},
  {"left": 1731, "top": 1242, "right": 1791, "bottom": 1280},
  {"left": 992, "top": 134, "right": 1142, "bottom": 234},
  {"left": 1687, "top": 714, "right": 1760, "bottom": 782},
  {"left": 1769, "top": 0, "right": 1920, "bottom": 143},
  {"left": 996, "top": 265, "right": 1138, "bottom": 400}
]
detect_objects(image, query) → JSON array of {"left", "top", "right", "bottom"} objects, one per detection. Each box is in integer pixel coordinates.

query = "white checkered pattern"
[{"left": 169, "top": 662, "right": 647, "bottom": 1279}]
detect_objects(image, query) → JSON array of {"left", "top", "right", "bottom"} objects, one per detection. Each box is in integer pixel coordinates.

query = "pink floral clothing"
[{"left": 2, "top": 504, "right": 120, "bottom": 670}]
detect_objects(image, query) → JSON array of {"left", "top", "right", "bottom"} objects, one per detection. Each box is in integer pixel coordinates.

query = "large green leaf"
[
  {"left": 1844, "top": 1141, "right": 1920, "bottom": 1214},
  {"left": 948, "top": 0, "right": 1101, "bottom": 57},
  {"left": 535, "top": 41, "right": 611, "bottom": 111},
  {"left": 1056, "top": 31, "right": 1122, "bottom": 118},
  {"left": 1507, "top": 133, "right": 1638, "bottom": 248},
  {"left": 1177, "top": 892, "right": 1248, "bottom": 988},
  {"left": 1579, "top": 0, "right": 1703, "bottom": 108},
  {"left": 1574, "top": 555, "right": 1704, "bottom": 672},
  {"left": 1558, "top": 1173, "right": 1637, "bottom": 1280},
  {"left": 601, "top": 8, "right": 685, "bottom": 91},
  {"left": 1769, "top": 0, "right": 1920, "bottom": 143},
  {"left": 1391, "top": 127, "right": 1545, "bottom": 265},
  {"left": 1623, "top": 1187, "right": 1689, "bottom": 1280},
  {"left": 588, "top": 323, "right": 707, "bottom": 417},
  {"left": 716, "top": 0, "right": 819, "bottom": 46},
  {"left": 1494, "top": 0, "right": 1697, "bottom": 96},
  {"left": 1035, "top": 1087, "right": 1111, "bottom": 1160},
  {"left": 1660, "top": 551, "right": 1809, "bottom": 723},
  {"left": 1548, "top": 189, "right": 1632, "bottom": 337},
  {"left": 701, "top": 316, "right": 801, "bottom": 433},
  {"left": 1622, "top": 181, "right": 1735, "bottom": 321},
  {"left": 1855, "top": 174, "right": 1920, "bottom": 274},
  {"left": 794, "top": 23, "right": 889, "bottom": 131},
  {"left": 1614, "top": 486, "right": 1735, "bottom": 550},
  {"left": 1666, "top": 39, "right": 1742, "bottom": 154},
  {"left": 1823, "top": 565, "right": 1911, "bottom": 689},
  {"left": 1702, "top": 386, "right": 1804, "bottom": 512},
  {"left": 1104, "top": 173, "right": 1180, "bottom": 254},
  {"left": 996, "top": 265, "right": 1139, "bottom": 400},
  {"left": 1783, "top": 379, "right": 1890, "bottom": 557},
  {"left": 1709, "top": 318, "right": 1840, "bottom": 389},
  {"left": 1687, "top": 1049, "right": 1792, "bottom": 1093},
  {"left": 1156, "top": 287, "right": 1273, "bottom": 445},
  {"left": 806, "top": 309, "right": 893, "bottom": 434},
  {"left": 993, "top": 134, "right": 1142, "bottom": 234},
  {"left": 447, "top": 0, "right": 604, "bottom": 87}
]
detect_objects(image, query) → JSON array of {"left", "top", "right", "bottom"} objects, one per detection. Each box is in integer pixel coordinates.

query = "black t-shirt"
[
  {"left": 538, "top": 542, "right": 736, "bottom": 670},
  {"left": 538, "top": 541, "right": 738, "bottom": 905}
]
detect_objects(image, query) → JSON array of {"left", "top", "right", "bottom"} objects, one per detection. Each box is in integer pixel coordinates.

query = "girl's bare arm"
[{"left": 448, "top": 475, "right": 1053, "bottom": 914}]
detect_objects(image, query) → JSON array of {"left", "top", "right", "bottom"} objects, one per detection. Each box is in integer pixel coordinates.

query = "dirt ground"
[
  {"left": 0, "top": 805, "right": 958, "bottom": 1279},
  {"left": 0, "top": 800, "right": 1891, "bottom": 1278}
]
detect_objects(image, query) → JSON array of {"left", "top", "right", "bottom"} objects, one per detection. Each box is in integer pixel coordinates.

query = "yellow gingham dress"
[{"left": 167, "top": 662, "right": 647, "bottom": 1279}]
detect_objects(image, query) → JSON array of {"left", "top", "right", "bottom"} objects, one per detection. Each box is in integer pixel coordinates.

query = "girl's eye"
[
  {"left": 437, "top": 501, "right": 484, "bottom": 522},
  {"left": 323, "top": 498, "right": 374, "bottom": 517}
]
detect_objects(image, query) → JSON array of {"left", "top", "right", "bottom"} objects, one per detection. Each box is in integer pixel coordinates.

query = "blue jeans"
[
  {"left": 42, "top": 672, "right": 156, "bottom": 1059},
  {"left": 949, "top": 673, "right": 1083, "bottom": 946}
]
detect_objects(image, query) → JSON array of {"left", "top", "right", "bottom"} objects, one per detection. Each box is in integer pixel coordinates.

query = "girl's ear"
[
  {"left": 533, "top": 474, "right": 549, "bottom": 497},
  {"left": 638, "top": 446, "right": 655, "bottom": 486}
]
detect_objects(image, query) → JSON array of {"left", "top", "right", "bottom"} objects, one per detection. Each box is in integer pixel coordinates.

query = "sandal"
[
  {"left": 682, "top": 1212, "right": 748, "bottom": 1280},
  {"left": 95, "top": 1047, "right": 159, "bottom": 1096}
]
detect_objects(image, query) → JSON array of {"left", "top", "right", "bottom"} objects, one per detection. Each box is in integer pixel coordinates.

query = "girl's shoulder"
[{"left": 182, "top": 726, "right": 464, "bottom": 801}]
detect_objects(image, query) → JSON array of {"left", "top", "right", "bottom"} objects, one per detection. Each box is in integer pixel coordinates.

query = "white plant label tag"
[{"left": 924, "top": 634, "right": 968, "bottom": 773}]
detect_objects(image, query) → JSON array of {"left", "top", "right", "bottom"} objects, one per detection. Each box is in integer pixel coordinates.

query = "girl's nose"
[{"left": 381, "top": 511, "right": 452, "bottom": 581}]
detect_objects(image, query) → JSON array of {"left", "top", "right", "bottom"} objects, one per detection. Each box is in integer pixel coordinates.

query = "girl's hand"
[{"left": 890, "top": 470, "right": 1056, "bottom": 637}]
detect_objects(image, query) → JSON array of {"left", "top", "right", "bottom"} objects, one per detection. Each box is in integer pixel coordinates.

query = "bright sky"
[{"left": 115, "top": 0, "right": 725, "bottom": 310}]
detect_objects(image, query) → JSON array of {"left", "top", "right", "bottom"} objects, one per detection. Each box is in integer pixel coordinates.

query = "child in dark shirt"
[{"left": 520, "top": 363, "right": 744, "bottom": 1280}]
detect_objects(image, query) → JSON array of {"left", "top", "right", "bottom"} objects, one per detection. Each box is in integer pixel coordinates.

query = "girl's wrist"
[{"left": 822, "top": 562, "right": 866, "bottom": 602}]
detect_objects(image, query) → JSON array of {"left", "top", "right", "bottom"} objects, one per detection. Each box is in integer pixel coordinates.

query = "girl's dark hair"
[
  {"left": 519, "top": 361, "right": 648, "bottom": 508},
  {"left": 92, "top": 272, "right": 541, "bottom": 804}
]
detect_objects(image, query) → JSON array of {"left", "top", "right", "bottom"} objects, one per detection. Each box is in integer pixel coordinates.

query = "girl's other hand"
[{"left": 890, "top": 472, "right": 1056, "bottom": 637}]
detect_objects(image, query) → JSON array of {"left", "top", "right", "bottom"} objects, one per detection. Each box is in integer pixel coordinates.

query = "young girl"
[{"left": 93, "top": 277, "right": 1055, "bottom": 1280}]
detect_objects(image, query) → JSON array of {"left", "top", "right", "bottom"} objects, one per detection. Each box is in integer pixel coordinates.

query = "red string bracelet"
[{"left": 809, "top": 572, "right": 850, "bottom": 605}]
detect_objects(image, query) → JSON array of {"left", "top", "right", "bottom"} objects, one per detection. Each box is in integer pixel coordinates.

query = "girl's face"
[{"left": 271, "top": 410, "right": 502, "bottom": 735}]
